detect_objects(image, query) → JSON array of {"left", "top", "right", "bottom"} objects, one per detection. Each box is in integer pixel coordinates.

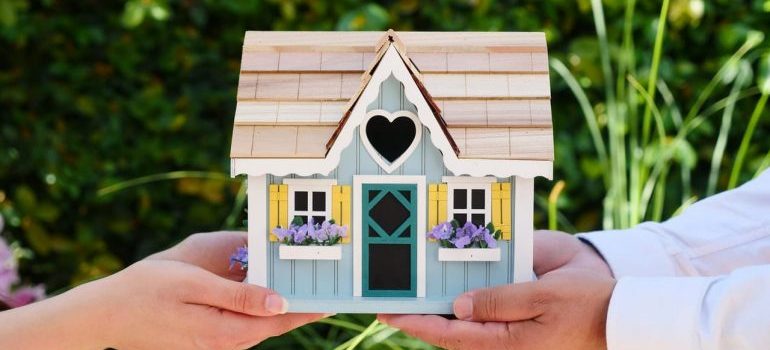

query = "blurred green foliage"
[{"left": 1, "top": 0, "right": 770, "bottom": 348}]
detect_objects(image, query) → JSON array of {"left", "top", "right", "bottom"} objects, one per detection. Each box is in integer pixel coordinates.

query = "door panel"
[{"left": 362, "top": 183, "right": 417, "bottom": 297}]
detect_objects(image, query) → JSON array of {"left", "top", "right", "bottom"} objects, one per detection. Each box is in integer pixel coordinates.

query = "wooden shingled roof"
[{"left": 231, "top": 30, "right": 553, "bottom": 161}]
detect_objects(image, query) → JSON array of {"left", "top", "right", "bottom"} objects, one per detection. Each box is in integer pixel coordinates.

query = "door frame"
[{"left": 353, "top": 175, "right": 426, "bottom": 297}]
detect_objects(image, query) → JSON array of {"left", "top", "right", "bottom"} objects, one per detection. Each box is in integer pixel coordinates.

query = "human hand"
[
  {"left": 534, "top": 230, "right": 613, "bottom": 278},
  {"left": 146, "top": 231, "right": 248, "bottom": 281},
  {"left": 93, "top": 259, "right": 325, "bottom": 349},
  {"left": 0, "top": 235, "right": 327, "bottom": 350},
  {"left": 379, "top": 268, "right": 615, "bottom": 350}
]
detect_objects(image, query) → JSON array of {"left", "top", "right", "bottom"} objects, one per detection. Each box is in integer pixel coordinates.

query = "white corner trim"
[
  {"left": 229, "top": 44, "right": 553, "bottom": 180},
  {"left": 282, "top": 179, "right": 337, "bottom": 186},
  {"left": 359, "top": 109, "right": 422, "bottom": 174},
  {"left": 353, "top": 175, "right": 426, "bottom": 297},
  {"left": 278, "top": 245, "right": 342, "bottom": 260},
  {"left": 247, "top": 175, "right": 268, "bottom": 287},
  {"left": 513, "top": 176, "right": 535, "bottom": 283},
  {"left": 442, "top": 176, "right": 498, "bottom": 183},
  {"left": 438, "top": 247, "right": 501, "bottom": 262}
]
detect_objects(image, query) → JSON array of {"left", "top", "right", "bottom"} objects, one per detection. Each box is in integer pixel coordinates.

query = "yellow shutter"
[
  {"left": 332, "top": 185, "right": 352, "bottom": 243},
  {"left": 428, "top": 183, "right": 448, "bottom": 230},
  {"left": 268, "top": 184, "right": 289, "bottom": 242},
  {"left": 491, "top": 182, "right": 512, "bottom": 240}
]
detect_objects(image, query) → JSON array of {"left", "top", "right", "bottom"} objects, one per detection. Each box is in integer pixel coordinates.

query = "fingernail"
[
  {"left": 266, "top": 294, "right": 288, "bottom": 314},
  {"left": 454, "top": 293, "right": 473, "bottom": 320}
]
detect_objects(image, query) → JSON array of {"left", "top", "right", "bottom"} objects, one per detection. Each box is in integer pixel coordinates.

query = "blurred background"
[{"left": 1, "top": 0, "right": 769, "bottom": 348}]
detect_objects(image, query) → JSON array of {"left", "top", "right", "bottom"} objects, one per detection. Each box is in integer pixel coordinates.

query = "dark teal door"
[{"left": 362, "top": 183, "right": 417, "bottom": 297}]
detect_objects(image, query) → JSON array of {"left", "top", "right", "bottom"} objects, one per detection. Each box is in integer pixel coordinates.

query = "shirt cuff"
[
  {"left": 577, "top": 228, "right": 678, "bottom": 278},
  {"left": 606, "top": 276, "right": 716, "bottom": 350}
]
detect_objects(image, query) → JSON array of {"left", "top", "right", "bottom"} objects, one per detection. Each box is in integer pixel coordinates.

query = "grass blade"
[
  {"left": 97, "top": 171, "right": 232, "bottom": 196},
  {"left": 641, "top": 0, "right": 670, "bottom": 146},
  {"left": 728, "top": 92, "right": 770, "bottom": 188},
  {"left": 707, "top": 63, "right": 750, "bottom": 195}
]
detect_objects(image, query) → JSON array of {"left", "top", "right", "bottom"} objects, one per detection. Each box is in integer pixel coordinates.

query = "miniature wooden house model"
[{"left": 230, "top": 30, "right": 553, "bottom": 313}]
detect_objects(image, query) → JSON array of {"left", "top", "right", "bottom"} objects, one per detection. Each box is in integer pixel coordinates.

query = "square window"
[
  {"left": 471, "top": 214, "right": 485, "bottom": 226},
  {"left": 471, "top": 189, "right": 485, "bottom": 209},
  {"left": 453, "top": 189, "right": 467, "bottom": 209},
  {"left": 297, "top": 215, "right": 309, "bottom": 224},
  {"left": 312, "top": 192, "right": 326, "bottom": 211},
  {"left": 312, "top": 215, "right": 326, "bottom": 224},
  {"left": 453, "top": 213, "right": 467, "bottom": 224},
  {"left": 294, "top": 191, "right": 308, "bottom": 211}
]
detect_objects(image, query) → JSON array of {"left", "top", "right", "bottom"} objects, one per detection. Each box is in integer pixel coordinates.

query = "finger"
[
  {"left": 455, "top": 282, "right": 547, "bottom": 322},
  {"left": 237, "top": 313, "right": 329, "bottom": 347},
  {"left": 379, "top": 314, "right": 513, "bottom": 350},
  {"left": 213, "top": 311, "right": 328, "bottom": 348},
  {"left": 183, "top": 268, "right": 288, "bottom": 316},
  {"left": 149, "top": 231, "right": 248, "bottom": 281},
  {"left": 533, "top": 230, "right": 575, "bottom": 276}
]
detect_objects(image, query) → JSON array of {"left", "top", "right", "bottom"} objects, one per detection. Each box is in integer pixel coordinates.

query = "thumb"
[
  {"left": 453, "top": 282, "right": 547, "bottom": 322},
  {"left": 183, "top": 267, "right": 289, "bottom": 316}
]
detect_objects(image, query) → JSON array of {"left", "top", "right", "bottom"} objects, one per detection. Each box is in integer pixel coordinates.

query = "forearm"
[
  {"left": 0, "top": 279, "right": 109, "bottom": 349},
  {"left": 579, "top": 170, "right": 770, "bottom": 278},
  {"left": 607, "top": 265, "right": 770, "bottom": 350}
]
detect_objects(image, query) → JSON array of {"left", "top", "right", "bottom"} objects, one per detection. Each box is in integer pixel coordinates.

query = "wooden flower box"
[
  {"left": 279, "top": 245, "right": 342, "bottom": 261},
  {"left": 437, "top": 247, "right": 501, "bottom": 262}
]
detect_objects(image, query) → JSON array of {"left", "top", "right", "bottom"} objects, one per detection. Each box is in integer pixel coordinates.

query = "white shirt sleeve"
[
  {"left": 577, "top": 169, "right": 770, "bottom": 350},
  {"left": 605, "top": 266, "right": 770, "bottom": 350}
]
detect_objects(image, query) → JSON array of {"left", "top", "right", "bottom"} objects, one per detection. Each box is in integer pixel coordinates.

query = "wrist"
[
  {"left": 577, "top": 237, "right": 614, "bottom": 278},
  {"left": 0, "top": 278, "right": 110, "bottom": 349}
]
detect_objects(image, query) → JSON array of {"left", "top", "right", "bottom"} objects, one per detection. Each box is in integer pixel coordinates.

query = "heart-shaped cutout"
[{"left": 360, "top": 109, "right": 422, "bottom": 173}]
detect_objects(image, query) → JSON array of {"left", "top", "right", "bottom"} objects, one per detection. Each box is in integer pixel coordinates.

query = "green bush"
[{"left": 1, "top": 0, "right": 769, "bottom": 348}]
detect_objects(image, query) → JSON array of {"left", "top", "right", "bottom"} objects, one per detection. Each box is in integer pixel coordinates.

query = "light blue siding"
[{"left": 263, "top": 75, "right": 518, "bottom": 309}]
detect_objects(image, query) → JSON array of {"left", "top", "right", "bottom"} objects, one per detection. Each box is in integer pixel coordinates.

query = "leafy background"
[{"left": 1, "top": 0, "right": 769, "bottom": 348}]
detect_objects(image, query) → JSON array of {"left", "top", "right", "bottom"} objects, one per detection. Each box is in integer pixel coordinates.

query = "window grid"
[
  {"left": 287, "top": 182, "right": 332, "bottom": 225},
  {"left": 447, "top": 182, "right": 490, "bottom": 226}
]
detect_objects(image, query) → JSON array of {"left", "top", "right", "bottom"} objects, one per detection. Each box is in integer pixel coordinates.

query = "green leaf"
[
  {"left": 0, "top": 0, "right": 17, "bottom": 27},
  {"left": 760, "top": 53, "right": 770, "bottom": 94},
  {"left": 121, "top": 1, "right": 145, "bottom": 28},
  {"left": 149, "top": 4, "right": 169, "bottom": 21},
  {"left": 336, "top": 4, "right": 389, "bottom": 31}
]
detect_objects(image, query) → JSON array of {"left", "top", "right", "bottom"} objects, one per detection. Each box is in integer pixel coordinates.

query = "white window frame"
[
  {"left": 443, "top": 176, "right": 495, "bottom": 226},
  {"left": 283, "top": 179, "right": 336, "bottom": 225}
]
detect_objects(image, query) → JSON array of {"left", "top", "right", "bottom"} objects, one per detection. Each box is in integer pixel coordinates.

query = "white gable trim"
[{"left": 231, "top": 44, "right": 553, "bottom": 179}]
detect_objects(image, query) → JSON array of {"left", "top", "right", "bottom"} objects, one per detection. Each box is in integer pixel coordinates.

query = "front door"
[{"left": 362, "top": 183, "right": 417, "bottom": 297}]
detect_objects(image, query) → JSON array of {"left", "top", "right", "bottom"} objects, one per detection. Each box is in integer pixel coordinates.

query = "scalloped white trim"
[{"left": 231, "top": 44, "right": 553, "bottom": 180}]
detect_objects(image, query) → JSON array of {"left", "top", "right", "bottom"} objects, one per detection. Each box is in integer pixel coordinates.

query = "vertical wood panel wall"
[{"left": 266, "top": 75, "right": 517, "bottom": 299}]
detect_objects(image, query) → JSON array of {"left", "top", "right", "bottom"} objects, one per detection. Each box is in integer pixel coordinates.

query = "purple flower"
[
  {"left": 229, "top": 246, "right": 248, "bottom": 270},
  {"left": 482, "top": 231, "right": 497, "bottom": 248},
  {"left": 272, "top": 227, "right": 293, "bottom": 241},
  {"left": 0, "top": 236, "right": 45, "bottom": 308},
  {"left": 427, "top": 222, "right": 452, "bottom": 240},
  {"left": 0, "top": 238, "right": 19, "bottom": 297},
  {"left": 452, "top": 235, "right": 471, "bottom": 248},
  {"left": 5, "top": 285, "right": 45, "bottom": 308}
]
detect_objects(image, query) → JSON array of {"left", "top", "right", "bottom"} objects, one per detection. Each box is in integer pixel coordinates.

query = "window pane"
[
  {"left": 471, "top": 214, "right": 485, "bottom": 226},
  {"left": 471, "top": 189, "right": 485, "bottom": 209},
  {"left": 294, "top": 191, "right": 308, "bottom": 211},
  {"left": 453, "top": 189, "right": 467, "bottom": 209},
  {"left": 312, "top": 192, "right": 326, "bottom": 211},
  {"left": 312, "top": 216, "right": 326, "bottom": 225},
  {"left": 368, "top": 244, "right": 411, "bottom": 291},
  {"left": 298, "top": 216, "right": 309, "bottom": 224},
  {"left": 453, "top": 213, "right": 467, "bottom": 224}
]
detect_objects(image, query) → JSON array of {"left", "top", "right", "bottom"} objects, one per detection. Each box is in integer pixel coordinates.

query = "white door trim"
[{"left": 353, "top": 175, "right": 426, "bottom": 297}]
